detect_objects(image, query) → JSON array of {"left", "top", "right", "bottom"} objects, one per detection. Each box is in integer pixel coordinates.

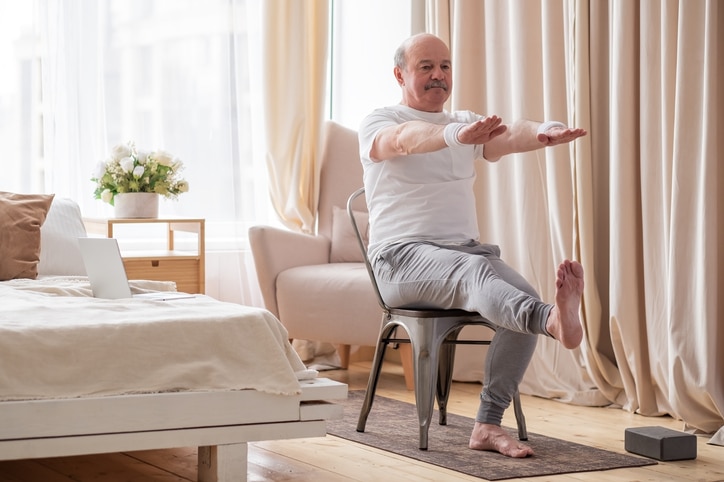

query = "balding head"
[
  {"left": 394, "top": 33, "right": 449, "bottom": 70},
  {"left": 393, "top": 33, "right": 452, "bottom": 112}
]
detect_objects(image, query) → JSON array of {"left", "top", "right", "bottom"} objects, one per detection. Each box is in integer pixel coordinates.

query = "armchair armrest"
[{"left": 248, "top": 225, "right": 331, "bottom": 318}]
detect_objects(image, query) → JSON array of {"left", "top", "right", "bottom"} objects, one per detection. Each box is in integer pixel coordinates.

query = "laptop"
[{"left": 78, "top": 237, "right": 195, "bottom": 300}]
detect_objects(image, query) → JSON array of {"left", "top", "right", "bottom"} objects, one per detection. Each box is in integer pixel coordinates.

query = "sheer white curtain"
[
  {"left": 0, "top": 3, "right": 38, "bottom": 192},
  {"left": 37, "top": 1, "right": 106, "bottom": 203},
  {"left": 33, "top": 0, "right": 275, "bottom": 305}
]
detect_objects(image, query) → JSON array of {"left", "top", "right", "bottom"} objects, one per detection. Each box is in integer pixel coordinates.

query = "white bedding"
[{"left": 0, "top": 277, "right": 313, "bottom": 401}]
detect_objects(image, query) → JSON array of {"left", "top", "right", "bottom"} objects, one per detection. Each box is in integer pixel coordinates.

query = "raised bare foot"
[
  {"left": 469, "top": 423, "right": 534, "bottom": 457},
  {"left": 545, "top": 260, "right": 584, "bottom": 349}
]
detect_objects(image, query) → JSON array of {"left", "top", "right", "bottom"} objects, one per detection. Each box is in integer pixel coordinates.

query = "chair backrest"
[
  {"left": 347, "top": 187, "right": 390, "bottom": 312},
  {"left": 318, "top": 121, "right": 365, "bottom": 240},
  {"left": 348, "top": 187, "right": 486, "bottom": 320}
]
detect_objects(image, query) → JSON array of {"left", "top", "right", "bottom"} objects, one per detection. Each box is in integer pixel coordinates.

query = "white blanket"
[{"left": 0, "top": 277, "right": 311, "bottom": 400}]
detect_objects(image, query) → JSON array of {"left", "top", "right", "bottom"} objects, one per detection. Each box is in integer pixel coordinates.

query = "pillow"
[
  {"left": 330, "top": 205, "right": 369, "bottom": 263},
  {"left": 38, "top": 197, "right": 88, "bottom": 276},
  {"left": 0, "top": 191, "right": 55, "bottom": 281}
]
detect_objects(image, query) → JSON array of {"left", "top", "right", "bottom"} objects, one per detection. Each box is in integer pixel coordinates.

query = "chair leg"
[
  {"left": 356, "top": 322, "right": 396, "bottom": 433},
  {"left": 407, "top": 321, "right": 441, "bottom": 451},
  {"left": 436, "top": 338, "right": 458, "bottom": 426},
  {"left": 413, "top": 347, "right": 436, "bottom": 450},
  {"left": 513, "top": 390, "right": 528, "bottom": 441}
]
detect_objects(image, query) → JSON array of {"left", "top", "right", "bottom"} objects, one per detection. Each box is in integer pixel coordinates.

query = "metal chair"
[{"left": 347, "top": 187, "right": 527, "bottom": 450}]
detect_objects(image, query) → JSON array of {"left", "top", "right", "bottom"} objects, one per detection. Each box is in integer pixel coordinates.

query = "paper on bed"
[
  {"left": 0, "top": 279, "right": 308, "bottom": 400},
  {"left": 14, "top": 276, "right": 176, "bottom": 298}
]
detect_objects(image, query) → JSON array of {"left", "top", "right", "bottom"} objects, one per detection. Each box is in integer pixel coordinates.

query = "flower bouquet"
[{"left": 92, "top": 141, "right": 189, "bottom": 206}]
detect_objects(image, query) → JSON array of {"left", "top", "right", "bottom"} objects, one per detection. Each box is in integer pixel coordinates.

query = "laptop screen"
[{"left": 77, "top": 237, "right": 133, "bottom": 299}]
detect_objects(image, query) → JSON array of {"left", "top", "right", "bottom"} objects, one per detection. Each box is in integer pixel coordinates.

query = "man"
[{"left": 358, "top": 33, "right": 587, "bottom": 458}]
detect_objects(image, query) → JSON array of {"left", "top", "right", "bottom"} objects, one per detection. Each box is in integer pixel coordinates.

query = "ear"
[{"left": 394, "top": 66, "right": 404, "bottom": 86}]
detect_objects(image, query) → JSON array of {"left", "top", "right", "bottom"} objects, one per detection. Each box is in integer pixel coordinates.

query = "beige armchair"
[{"left": 248, "top": 121, "right": 381, "bottom": 369}]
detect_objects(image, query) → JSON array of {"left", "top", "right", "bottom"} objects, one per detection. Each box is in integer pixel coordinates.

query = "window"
[
  {"left": 0, "top": 1, "right": 415, "bottom": 247},
  {"left": 0, "top": 3, "right": 40, "bottom": 194},
  {"left": 328, "top": 0, "right": 418, "bottom": 130}
]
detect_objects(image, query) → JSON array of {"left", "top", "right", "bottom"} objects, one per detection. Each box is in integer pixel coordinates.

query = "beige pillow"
[
  {"left": 0, "top": 191, "right": 55, "bottom": 281},
  {"left": 330, "top": 205, "right": 369, "bottom": 263}
]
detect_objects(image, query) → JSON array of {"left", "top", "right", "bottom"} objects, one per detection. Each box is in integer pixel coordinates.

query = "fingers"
[
  {"left": 539, "top": 127, "right": 588, "bottom": 146},
  {"left": 459, "top": 116, "right": 506, "bottom": 144},
  {"left": 476, "top": 116, "right": 504, "bottom": 135}
]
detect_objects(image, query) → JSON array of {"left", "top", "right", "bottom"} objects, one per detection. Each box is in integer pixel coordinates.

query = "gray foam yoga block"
[{"left": 624, "top": 426, "right": 697, "bottom": 461}]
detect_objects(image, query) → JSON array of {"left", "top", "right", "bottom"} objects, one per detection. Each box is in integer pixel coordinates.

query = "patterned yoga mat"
[{"left": 327, "top": 390, "right": 656, "bottom": 480}]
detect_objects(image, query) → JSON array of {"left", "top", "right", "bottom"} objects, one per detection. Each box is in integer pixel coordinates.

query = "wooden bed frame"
[
  {"left": 0, "top": 377, "right": 347, "bottom": 481},
  {"left": 0, "top": 197, "right": 348, "bottom": 480}
]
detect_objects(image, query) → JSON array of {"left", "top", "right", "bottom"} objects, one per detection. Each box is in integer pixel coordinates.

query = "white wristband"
[
  {"left": 443, "top": 123, "right": 466, "bottom": 148},
  {"left": 537, "top": 121, "right": 567, "bottom": 136}
]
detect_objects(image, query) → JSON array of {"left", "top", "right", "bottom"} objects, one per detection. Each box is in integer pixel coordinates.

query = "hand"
[
  {"left": 458, "top": 116, "right": 508, "bottom": 145},
  {"left": 537, "top": 126, "right": 588, "bottom": 146}
]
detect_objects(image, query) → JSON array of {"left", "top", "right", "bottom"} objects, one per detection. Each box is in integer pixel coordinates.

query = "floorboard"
[{"left": 0, "top": 361, "right": 721, "bottom": 481}]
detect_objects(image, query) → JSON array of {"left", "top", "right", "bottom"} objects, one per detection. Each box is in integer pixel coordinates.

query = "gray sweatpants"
[{"left": 372, "top": 240, "right": 554, "bottom": 426}]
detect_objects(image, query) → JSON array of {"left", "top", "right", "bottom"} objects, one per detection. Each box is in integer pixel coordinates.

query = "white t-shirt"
[{"left": 359, "top": 105, "right": 486, "bottom": 258}]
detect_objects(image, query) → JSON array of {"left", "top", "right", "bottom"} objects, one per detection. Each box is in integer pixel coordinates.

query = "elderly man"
[{"left": 358, "top": 33, "right": 587, "bottom": 458}]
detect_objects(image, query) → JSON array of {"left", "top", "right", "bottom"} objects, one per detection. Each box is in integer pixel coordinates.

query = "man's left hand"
[{"left": 537, "top": 126, "right": 588, "bottom": 146}]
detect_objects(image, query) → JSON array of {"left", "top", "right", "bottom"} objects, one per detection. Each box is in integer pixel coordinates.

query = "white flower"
[
  {"left": 92, "top": 141, "right": 188, "bottom": 205},
  {"left": 136, "top": 150, "right": 149, "bottom": 164},
  {"left": 100, "top": 189, "right": 113, "bottom": 203},
  {"left": 153, "top": 150, "right": 174, "bottom": 167},
  {"left": 120, "top": 156, "right": 135, "bottom": 173},
  {"left": 93, "top": 161, "right": 107, "bottom": 180},
  {"left": 111, "top": 143, "right": 132, "bottom": 161}
]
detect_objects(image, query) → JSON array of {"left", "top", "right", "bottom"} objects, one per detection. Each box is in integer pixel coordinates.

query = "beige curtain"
[
  {"left": 260, "top": 0, "right": 329, "bottom": 233},
  {"left": 429, "top": 0, "right": 723, "bottom": 436},
  {"left": 600, "top": 0, "right": 722, "bottom": 435}
]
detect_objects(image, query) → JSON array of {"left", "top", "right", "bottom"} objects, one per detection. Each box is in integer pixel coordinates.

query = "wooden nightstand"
[{"left": 83, "top": 217, "right": 205, "bottom": 294}]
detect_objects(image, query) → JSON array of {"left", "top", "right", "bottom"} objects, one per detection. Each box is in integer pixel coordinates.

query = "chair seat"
[
  {"left": 389, "top": 307, "right": 483, "bottom": 318},
  {"left": 276, "top": 263, "right": 381, "bottom": 347}
]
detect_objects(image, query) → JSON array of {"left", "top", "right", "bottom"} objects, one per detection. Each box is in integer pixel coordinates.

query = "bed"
[{"left": 0, "top": 192, "right": 347, "bottom": 481}]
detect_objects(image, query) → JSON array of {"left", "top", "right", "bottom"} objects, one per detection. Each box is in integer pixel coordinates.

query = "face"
[{"left": 395, "top": 34, "right": 452, "bottom": 113}]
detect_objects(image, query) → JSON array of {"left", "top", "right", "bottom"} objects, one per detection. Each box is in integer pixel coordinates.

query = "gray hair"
[
  {"left": 394, "top": 42, "right": 407, "bottom": 69},
  {"left": 394, "top": 34, "right": 439, "bottom": 70}
]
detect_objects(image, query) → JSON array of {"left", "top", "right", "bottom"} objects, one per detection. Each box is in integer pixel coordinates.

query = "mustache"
[{"left": 425, "top": 80, "right": 448, "bottom": 91}]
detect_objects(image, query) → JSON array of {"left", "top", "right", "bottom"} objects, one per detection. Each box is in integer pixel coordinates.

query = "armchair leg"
[
  {"left": 399, "top": 343, "right": 415, "bottom": 391},
  {"left": 337, "top": 344, "right": 351, "bottom": 369}
]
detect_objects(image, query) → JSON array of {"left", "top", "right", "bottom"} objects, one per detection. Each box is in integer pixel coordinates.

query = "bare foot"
[
  {"left": 545, "top": 260, "right": 584, "bottom": 349},
  {"left": 469, "top": 423, "right": 534, "bottom": 457}
]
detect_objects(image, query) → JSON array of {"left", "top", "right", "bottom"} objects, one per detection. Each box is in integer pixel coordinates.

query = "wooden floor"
[{"left": 1, "top": 361, "right": 722, "bottom": 481}]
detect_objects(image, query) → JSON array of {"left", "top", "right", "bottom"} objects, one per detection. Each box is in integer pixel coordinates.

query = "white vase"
[{"left": 114, "top": 193, "right": 159, "bottom": 218}]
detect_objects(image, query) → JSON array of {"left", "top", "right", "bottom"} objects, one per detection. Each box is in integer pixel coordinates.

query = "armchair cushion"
[
  {"left": 330, "top": 206, "right": 369, "bottom": 263},
  {"left": 248, "top": 225, "right": 330, "bottom": 318},
  {"left": 276, "top": 263, "right": 381, "bottom": 347},
  {"left": 249, "top": 121, "right": 381, "bottom": 357}
]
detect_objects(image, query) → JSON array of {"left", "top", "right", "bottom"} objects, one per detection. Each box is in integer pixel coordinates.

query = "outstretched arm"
[
  {"left": 369, "top": 115, "right": 506, "bottom": 162},
  {"left": 482, "top": 119, "right": 587, "bottom": 161}
]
